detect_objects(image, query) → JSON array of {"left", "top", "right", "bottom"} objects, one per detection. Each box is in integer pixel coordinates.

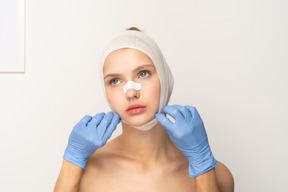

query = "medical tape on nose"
[{"left": 123, "top": 81, "right": 141, "bottom": 94}]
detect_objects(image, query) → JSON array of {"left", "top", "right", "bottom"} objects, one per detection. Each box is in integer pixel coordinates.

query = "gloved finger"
[
  {"left": 163, "top": 105, "right": 184, "bottom": 121},
  {"left": 156, "top": 113, "right": 179, "bottom": 140},
  {"left": 172, "top": 105, "right": 191, "bottom": 120},
  {"left": 87, "top": 112, "right": 105, "bottom": 130},
  {"left": 92, "top": 112, "right": 106, "bottom": 127},
  {"left": 97, "top": 111, "right": 114, "bottom": 136},
  {"left": 185, "top": 105, "right": 202, "bottom": 121},
  {"left": 103, "top": 112, "right": 121, "bottom": 141},
  {"left": 80, "top": 115, "right": 92, "bottom": 126},
  {"left": 155, "top": 113, "right": 175, "bottom": 140},
  {"left": 155, "top": 113, "right": 174, "bottom": 130}
]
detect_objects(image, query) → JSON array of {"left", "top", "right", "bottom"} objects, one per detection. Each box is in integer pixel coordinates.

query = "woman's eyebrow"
[
  {"left": 133, "top": 64, "right": 155, "bottom": 73},
  {"left": 104, "top": 64, "right": 155, "bottom": 80}
]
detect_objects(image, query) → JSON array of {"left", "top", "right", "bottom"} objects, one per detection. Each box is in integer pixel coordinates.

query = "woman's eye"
[
  {"left": 110, "top": 79, "right": 120, "bottom": 85},
  {"left": 139, "top": 71, "right": 150, "bottom": 78}
]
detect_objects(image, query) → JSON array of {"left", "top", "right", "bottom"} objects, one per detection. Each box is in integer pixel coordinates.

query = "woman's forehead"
[{"left": 103, "top": 48, "right": 154, "bottom": 74}]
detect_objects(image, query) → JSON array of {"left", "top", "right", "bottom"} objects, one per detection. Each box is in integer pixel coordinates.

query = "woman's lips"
[{"left": 126, "top": 104, "right": 147, "bottom": 115}]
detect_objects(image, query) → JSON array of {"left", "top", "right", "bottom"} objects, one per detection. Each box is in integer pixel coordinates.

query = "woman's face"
[{"left": 103, "top": 48, "right": 161, "bottom": 126}]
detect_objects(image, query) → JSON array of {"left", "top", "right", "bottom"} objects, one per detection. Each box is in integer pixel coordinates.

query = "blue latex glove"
[
  {"left": 63, "top": 111, "right": 121, "bottom": 169},
  {"left": 155, "top": 105, "right": 218, "bottom": 177}
]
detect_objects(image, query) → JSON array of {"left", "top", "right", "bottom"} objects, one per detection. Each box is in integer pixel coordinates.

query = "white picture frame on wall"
[{"left": 0, "top": 0, "right": 25, "bottom": 73}]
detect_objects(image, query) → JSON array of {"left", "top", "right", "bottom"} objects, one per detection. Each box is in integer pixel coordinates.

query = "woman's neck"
[{"left": 119, "top": 121, "right": 176, "bottom": 163}]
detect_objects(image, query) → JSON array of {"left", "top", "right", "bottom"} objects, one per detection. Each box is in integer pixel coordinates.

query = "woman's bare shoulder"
[
  {"left": 215, "top": 161, "right": 234, "bottom": 192},
  {"left": 87, "top": 135, "right": 122, "bottom": 166},
  {"left": 79, "top": 136, "right": 123, "bottom": 191}
]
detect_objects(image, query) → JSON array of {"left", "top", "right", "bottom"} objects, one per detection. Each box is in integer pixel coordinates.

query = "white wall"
[{"left": 0, "top": 0, "right": 287, "bottom": 191}]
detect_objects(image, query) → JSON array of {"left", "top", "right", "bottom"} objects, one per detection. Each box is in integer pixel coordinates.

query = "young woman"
[{"left": 54, "top": 27, "right": 234, "bottom": 192}]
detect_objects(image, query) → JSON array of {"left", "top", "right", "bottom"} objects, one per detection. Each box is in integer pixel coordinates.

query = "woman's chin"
[
  {"left": 122, "top": 116, "right": 154, "bottom": 127},
  {"left": 123, "top": 120, "right": 148, "bottom": 127}
]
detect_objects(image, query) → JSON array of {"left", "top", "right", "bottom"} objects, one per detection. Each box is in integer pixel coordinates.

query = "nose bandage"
[{"left": 123, "top": 81, "right": 141, "bottom": 94}]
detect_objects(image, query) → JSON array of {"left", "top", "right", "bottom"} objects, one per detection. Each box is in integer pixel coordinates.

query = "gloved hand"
[
  {"left": 155, "top": 105, "right": 218, "bottom": 177},
  {"left": 63, "top": 111, "right": 121, "bottom": 169}
]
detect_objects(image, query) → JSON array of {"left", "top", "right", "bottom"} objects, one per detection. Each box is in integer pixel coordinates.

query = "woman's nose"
[
  {"left": 123, "top": 80, "right": 141, "bottom": 99},
  {"left": 125, "top": 88, "right": 140, "bottom": 99}
]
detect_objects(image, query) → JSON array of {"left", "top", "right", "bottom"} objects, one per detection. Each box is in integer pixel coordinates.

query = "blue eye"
[
  {"left": 139, "top": 71, "right": 150, "bottom": 78},
  {"left": 110, "top": 79, "right": 120, "bottom": 85}
]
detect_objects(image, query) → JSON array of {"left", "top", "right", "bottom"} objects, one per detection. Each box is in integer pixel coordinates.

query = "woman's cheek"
[
  {"left": 106, "top": 87, "right": 124, "bottom": 113},
  {"left": 151, "top": 79, "right": 161, "bottom": 111}
]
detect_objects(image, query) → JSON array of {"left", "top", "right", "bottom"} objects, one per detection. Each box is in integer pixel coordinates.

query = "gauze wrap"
[{"left": 98, "top": 30, "right": 174, "bottom": 131}]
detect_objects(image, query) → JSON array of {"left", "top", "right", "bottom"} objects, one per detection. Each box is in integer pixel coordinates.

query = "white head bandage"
[
  {"left": 98, "top": 30, "right": 174, "bottom": 131},
  {"left": 123, "top": 81, "right": 141, "bottom": 94}
]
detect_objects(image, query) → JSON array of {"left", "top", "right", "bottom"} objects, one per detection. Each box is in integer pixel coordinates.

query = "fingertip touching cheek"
[{"left": 98, "top": 30, "right": 174, "bottom": 131}]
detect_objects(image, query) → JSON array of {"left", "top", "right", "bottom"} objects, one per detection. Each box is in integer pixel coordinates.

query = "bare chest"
[{"left": 79, "top": 160, "right": 195, "bottom": 192}]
